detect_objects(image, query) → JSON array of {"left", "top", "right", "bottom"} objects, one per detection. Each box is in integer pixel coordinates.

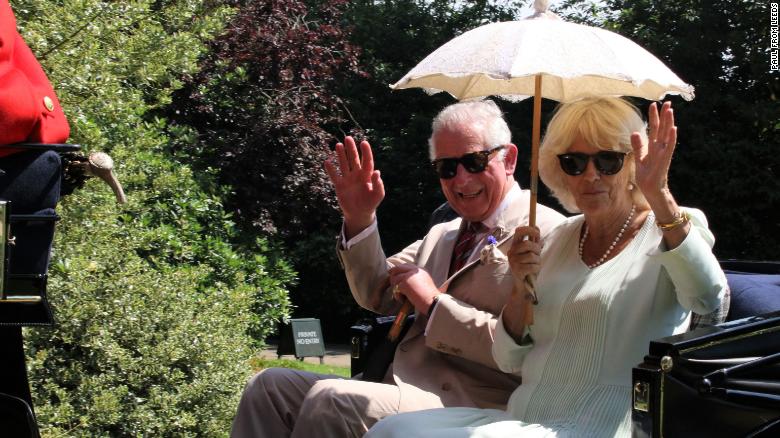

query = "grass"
[{"left": 249, "top": 357, "right": 352, "bottom": 378}]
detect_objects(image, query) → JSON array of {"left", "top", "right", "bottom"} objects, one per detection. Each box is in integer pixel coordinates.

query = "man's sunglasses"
[
  {"left": 432, "top": 146, "right": 505, "bottom": 180},
  {"left": 557, "top": 151, "right": 627, "bottom": 176}
]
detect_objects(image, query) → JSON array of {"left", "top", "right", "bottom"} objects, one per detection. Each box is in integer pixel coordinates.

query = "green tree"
[
  {"left": 12, "top": 0, "right": 294, "bottom": 435},
  {"left": 166, "top": 0, "right": 369, "bottom": 340}
]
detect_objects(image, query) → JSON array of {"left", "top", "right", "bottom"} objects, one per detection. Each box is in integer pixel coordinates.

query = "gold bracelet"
[{"left": 656, "top": 211, "right": 690, "bottom": 231}]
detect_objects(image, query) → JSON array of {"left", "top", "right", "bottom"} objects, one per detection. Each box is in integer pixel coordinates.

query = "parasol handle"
[
  {"left": 529, "top": 74, "right": 542, "bottom": 229},
  {"left": 388, "top": 299, "right": 414, "bottom": 342},
  {"left": 524, "top": 74, "right": 543, "bottom": 305}
]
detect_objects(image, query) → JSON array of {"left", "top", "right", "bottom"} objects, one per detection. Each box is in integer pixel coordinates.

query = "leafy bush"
[{"left": 11, "top": 0, "right": 295, "bottom": 435}]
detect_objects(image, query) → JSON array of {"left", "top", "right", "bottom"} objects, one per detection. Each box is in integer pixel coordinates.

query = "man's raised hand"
[{"left": 324, "top": 136, "right": 385, "bottom": 239}]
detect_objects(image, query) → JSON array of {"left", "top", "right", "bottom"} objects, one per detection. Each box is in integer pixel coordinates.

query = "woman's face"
[{"left": 562, "top": 134, "right": 632, "bottom": 215}]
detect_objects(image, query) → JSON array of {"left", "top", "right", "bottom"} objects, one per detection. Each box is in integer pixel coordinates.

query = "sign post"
[{"left": 276, "top": 318, "right": 325, "bottom": 363}]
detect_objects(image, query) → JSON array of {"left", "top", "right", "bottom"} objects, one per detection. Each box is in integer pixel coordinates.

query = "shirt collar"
[{"left": 481, "top": 181, "right": 521, "bottom": 230}]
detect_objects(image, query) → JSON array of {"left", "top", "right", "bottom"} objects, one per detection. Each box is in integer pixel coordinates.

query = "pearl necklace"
[{"left": 579, "top": 204, "right": 636, "bottom": 269}]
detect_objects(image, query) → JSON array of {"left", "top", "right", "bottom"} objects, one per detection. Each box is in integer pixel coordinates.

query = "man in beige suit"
[{"left": 231, "top": 100, "right": 565, "bottom": 437}]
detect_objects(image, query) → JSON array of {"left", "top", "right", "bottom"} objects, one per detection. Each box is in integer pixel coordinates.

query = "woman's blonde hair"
[{"left": 539, "top": 96, "right": 649, "bottom": 213}]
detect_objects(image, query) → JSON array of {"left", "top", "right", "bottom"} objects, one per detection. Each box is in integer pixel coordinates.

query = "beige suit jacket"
[{"left": 338, "top": 189, "right": 565, "bottom": 411}]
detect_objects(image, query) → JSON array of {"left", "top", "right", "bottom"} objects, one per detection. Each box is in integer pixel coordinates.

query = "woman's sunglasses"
[
  {"left": 432, "top": 146, "right": 505, "bottom": 180},
  {"left": 557, "top": 151, "right": 627, "bottom": 176}
]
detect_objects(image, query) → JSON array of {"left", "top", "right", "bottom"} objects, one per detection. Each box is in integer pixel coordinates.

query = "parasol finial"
[
  {"left": 534, "top": 0, "right": 549, "bottom": 13},
  {"left": 527, "top": 0, "right": 560, "bottom": 20}
]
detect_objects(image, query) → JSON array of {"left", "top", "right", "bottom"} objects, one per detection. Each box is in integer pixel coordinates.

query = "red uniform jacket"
[{"left": 0, "top": 0, "right": 69, "bottom": 153}]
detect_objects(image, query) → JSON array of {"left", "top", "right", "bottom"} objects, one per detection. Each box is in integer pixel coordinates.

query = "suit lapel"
[
  {"left": 426, "top": 218, "right": 462, "bottom": 288},
  {"left": 438, "top": 191, "right": 530, "bottom": 290},
  {"left": 439, "top": 229, "right": 515, "bottom": 292},
  {"left": 427, "top": 189, "right": 531, "bottom": 291}
]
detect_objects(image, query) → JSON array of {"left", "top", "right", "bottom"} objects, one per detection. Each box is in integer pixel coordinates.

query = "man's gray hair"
[{"left": 428, "top": 99, "right": 511, "bottom": 160}]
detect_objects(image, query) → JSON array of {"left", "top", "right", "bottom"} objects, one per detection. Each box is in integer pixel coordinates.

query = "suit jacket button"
[
  {"left": 43, "top": 96, "right": 54, "bottom": 112},
  {"left": 441, "top": 382, "right": 451, "bottom": 391}
]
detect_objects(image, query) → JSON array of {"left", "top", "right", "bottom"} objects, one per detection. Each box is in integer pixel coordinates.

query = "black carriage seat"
[{"left": 0, "top": 143, "right": 124, "bottom": 438}]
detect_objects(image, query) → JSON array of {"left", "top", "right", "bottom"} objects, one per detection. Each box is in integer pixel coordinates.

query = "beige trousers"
[{"left": 230, "top": 367, "right": 444, "bottom": 438}]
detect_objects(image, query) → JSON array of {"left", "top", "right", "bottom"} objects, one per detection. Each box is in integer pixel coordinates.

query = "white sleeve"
[{"left": 339, "top": 219, "right": 379, "bottom": 250}]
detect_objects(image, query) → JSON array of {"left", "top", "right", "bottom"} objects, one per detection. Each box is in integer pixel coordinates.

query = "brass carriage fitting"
[
  {"left": 660, "top": 355, "right": 674, "bottom": 372},
  {"left": 633, "top": 381, "right": 649, "bottom": 412}
]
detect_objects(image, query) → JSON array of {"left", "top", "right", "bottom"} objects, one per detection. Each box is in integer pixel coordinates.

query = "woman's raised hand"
[
  {"left": 631, "top": 101, "right": 691, "bottom": 249},
  {"left": 631, "top": 101, "right": 677, "bottom": 199}
]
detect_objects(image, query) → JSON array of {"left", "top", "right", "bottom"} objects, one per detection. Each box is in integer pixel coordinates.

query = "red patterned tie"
[{"left": 449, "top": 222, "right": 483, "bottom": 275}]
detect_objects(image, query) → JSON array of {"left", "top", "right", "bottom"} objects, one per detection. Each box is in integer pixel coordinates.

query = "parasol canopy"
[{"left": 391, "top": 16, "right": 694, "bottom": 103}]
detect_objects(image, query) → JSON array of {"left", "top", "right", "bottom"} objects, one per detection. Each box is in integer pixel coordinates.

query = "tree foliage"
[
  {"left": 12, "top": 0, "right": 294, "bottom": 435},
  {"left": 166, "top": 0, "right": 372, "bottom": 339},
  {"left": 168, "top": 0, "right": 365, "bottom": 236}
]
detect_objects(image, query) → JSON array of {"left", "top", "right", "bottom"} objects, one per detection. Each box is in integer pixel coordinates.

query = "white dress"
[{"left": 366, "top": 208, "right": 727, "bottom": 438}]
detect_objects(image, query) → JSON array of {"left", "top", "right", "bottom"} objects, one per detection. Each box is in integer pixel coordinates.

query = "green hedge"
[{"left": 11, "top": 0, "right": 294, "bottom": 435}]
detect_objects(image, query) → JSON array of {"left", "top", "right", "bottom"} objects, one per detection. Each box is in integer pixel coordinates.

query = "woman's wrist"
[
  {"left": 656, "top": 210, "right": 690, "bottom": 231},
  {"left": 644, "top": 187, "right": 681, "bottom": 224},
  {"left": 644, "top": 188, "right": 691, "bottom": 249}
]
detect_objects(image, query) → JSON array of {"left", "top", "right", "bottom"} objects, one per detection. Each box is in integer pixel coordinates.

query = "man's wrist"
[
  {"left": 343, "top": 213, "right": 376, "bottom": 240},
  {"left": 340, "top": 216, "right": 379, "bottom": 251}
]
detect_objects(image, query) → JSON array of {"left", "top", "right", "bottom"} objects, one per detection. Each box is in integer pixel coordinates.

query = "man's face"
[{"left": 432, "top": 123, "right": 517, "bottom": 223}]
